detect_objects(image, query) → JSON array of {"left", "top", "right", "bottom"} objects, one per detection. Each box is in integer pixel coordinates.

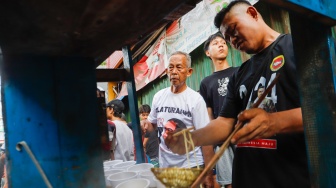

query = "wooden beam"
[{"left": 95, "top": 68, "right": 129, "bottom": 82}]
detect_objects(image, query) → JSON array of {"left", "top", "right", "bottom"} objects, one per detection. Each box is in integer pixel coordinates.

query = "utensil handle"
[{"left": 191, "top": 122, "right": 242, "bottom": 188}]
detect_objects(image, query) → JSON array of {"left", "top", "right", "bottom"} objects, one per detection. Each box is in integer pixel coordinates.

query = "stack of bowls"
[
  {"left": 126, "top": 163, "right": 154, "bottom": 176},
  {"left": 139, "top": 170, "right": 156, "bottom": 188},
  {"left": 103, "top": 160, "right": 124, "bottom": 187},
  {"left": 107, "top": 171, "right": 138, "bottom": 188},
  {"left": 103, "top": 160, "right": 123, "bottom": 169},
  {"left": 115, "top": 178, "right": 150, "bottom": 188},
  {"left": 107, "top": 161, "right": 155, "bottom": 188},
  {"left": 112, "top": 161, "right": 136, "bottom": 170},
  {"left": 104, "top": 169, "right": 125, "bottom": 187}
]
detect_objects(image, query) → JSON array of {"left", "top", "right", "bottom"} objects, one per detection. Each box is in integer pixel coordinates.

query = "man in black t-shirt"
[
  {"left": 200, "top": 32, "right": 239, "bottom": 120},
  {"left": 165, "top": 1, "right": 310, "bottom": 188},
  {"left": 199, "top": 32, "right": 238, "bottom": 188}
]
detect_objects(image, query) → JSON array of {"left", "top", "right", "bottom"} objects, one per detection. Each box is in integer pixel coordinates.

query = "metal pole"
[{"left": 122, "top": 46, "right": 146, "bottom": 163}]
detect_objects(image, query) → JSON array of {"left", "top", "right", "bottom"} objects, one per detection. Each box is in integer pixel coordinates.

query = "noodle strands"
[{"left": 152, "top": 126, "right": 203, "bottom": 188}]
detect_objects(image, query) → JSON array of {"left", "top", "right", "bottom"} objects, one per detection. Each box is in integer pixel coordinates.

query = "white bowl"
[
  {"left": 112, "top": 161, "right": 136, "bottom": 169},
  {"left": 154, "top": 177, "right": 166, "bottom": 188},
  {"left": 104, "top": 169, "right": 125, "bottom": 187},
  {"left": 139, "top": 170, "right": 156, "bottom": 188},
  {"left": 107, "top": 171, "right": 137, "bottom": 188},
  {"left": 104, "top": 160, "right": 123, "bottom": 167},
  {"left": 115, "top": 178, "right": 150, "bottom": 188},
  {"left": 126, "top": 163, "right": 154, "bottom": 173},
  {"left": 105, "top": 169, "right": 125, "bottom": 178}
]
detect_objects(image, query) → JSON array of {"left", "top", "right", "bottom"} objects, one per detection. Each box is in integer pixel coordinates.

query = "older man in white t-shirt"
[{"left": 141, "top": 51, "right": 215, "bottom": 187}]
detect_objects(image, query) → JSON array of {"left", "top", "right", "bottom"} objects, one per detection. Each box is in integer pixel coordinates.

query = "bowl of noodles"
[
  {"left": 154, "top": 125, "right": 203, "bottom": 187},
  {"left": 151, "top": 167, "right": 203, "bottom": 188}
]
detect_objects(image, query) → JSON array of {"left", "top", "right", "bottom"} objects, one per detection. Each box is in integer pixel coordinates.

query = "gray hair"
[{"left": 168, "top": 51, "right": 192, "bottom": 68}]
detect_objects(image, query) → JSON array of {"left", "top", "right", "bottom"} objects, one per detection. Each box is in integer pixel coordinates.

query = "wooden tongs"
[
  {"left": 191, "top": 74, "right": 280, "bottom": 188},
  {"left": 173, "top": 127, "right": 195, "bottom": 137}
]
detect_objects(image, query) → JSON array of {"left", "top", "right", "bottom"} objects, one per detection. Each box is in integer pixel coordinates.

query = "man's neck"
[
  {"left": 213, "top": 59, "right": 230, "bottom": 72},
  {"left": 171, "top": 84, "right": 187, "bottom": 94},
  {"left": 258, "top": 29, "right": 281, "bottom": 53},
  {"left": 111, "top": 116, "right": 118, "bottom": 121}
]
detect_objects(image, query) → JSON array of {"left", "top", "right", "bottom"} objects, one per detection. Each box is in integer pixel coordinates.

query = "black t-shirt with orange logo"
[{"left": 219, "top": 34, "right": 310, "bottom": 188}]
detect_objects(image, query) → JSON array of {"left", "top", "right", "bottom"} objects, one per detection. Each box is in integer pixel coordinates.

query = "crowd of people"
[
  {"left": 105, "top": 0, "right": 311, "bottom": 187},
  {"left": 0, "top": 0, "right": 323, "bottom": 187}
]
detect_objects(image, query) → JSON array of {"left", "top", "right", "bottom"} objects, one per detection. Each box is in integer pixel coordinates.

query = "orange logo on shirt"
[{"left": 270, "top": 55, "right": 285, "bottom": 71}]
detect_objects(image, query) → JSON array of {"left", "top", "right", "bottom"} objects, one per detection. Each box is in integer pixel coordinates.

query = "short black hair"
[
  {"left": 106, "top": 99, "right": 124, "bottom": 118},
  {"left": 139, "top": 104, "right": 151, "bottom": 114},
  {"left": 214, "top": 0, "right": 252, "bottom": 29},
  {"left": 203, "top": 32, "right": 225, "bottom": 52}
]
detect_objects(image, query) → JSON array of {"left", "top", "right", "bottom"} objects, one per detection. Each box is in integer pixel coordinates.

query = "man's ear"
[
  {"left": 187, "top": 68, "right": 193, "bottom": 77},
  {"left": 205, "top": 50, "right": 211, "bottom": 58},
  {"left": 246, "top": 6, "right": 258, "bottom": 20}
]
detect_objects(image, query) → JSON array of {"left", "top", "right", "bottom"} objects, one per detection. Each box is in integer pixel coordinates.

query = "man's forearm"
[
  {"left": 201, "top": 145, "right": 215, "bottom": 174},
  {"left": 192, "top": 117, "right": 235, "bottom": 147},
  {"left": 232, "top": 107, "right": 304, "bottom": 144},
  {"left": 271, "top": 107, "right": 303, "bottom": 133}
]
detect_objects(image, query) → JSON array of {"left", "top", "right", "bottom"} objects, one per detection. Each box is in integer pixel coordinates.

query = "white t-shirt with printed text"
[{"left": 148, "top": 87, "right": 210, "bottom": 168}]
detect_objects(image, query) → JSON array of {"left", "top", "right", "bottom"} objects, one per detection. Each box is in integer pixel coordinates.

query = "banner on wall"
[
  {"left": 166, "top": 0, "right": 258, "bottom": 59},
  {"left": 117, "top": 0, "right": 258, "bottom": 97},
  {"left": 165, "top": 0, "right": 222, "bottom": 61},
  {"left": 117, "top": 31, "right": 167, "bottom": 97}
]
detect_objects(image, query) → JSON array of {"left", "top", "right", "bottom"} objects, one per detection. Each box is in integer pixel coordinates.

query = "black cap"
[{"left": 106, "top": 99, "right": 125, "bottom": 114}]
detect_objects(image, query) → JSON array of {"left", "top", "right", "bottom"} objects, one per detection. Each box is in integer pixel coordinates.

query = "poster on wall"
[{"left": 117, "top": 31, "right": 167, "bottom": 97}]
